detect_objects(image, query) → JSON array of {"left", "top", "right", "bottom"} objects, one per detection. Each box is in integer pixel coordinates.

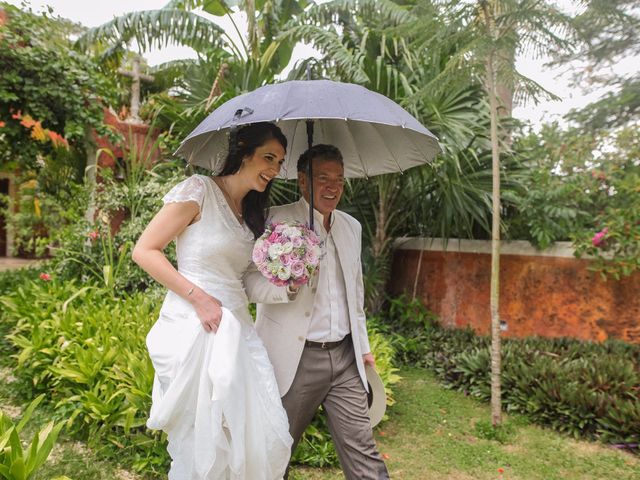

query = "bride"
[{"left": 132, "top": 122, "right": 293, "bottom": 479}]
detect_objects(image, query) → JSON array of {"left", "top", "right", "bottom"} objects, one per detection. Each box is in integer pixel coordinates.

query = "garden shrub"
[
  {"left": 1, "top": 273, "right": 401, "bottom": 471},
  {"left": 1, "top": 278, "right": 169, "bottom": 473},
  {"left": 387, "top": 295, "right": 640, "bottom": 446},
  {"left": 48, "top": 162, "right": 184, "bottom": 293}
]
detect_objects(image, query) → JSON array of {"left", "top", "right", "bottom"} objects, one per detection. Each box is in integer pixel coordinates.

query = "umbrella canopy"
[{"left": 175, "top": 79, "right": 441, "bottom": 179}]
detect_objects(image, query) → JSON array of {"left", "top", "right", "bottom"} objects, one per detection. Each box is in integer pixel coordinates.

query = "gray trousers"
[{"left": 282, "top": 337, "right": 390, "bottom": 480}]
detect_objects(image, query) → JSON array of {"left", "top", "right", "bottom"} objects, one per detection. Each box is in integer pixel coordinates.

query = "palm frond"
[
  {"left": 77, "top": 9, "right": 227, "bottom": 56},
  {"left": 280, "top": 25, "right": 370, "bottom": 84}
]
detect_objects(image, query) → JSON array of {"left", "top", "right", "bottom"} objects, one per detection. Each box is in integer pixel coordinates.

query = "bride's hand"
[{"left": 189, "top": 288, "right": 223, "bottom": 333}]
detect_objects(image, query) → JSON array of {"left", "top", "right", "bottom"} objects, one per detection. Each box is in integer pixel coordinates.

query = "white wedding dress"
[{"left": 146, "top": 174, "right": 292, "bottom": 479}]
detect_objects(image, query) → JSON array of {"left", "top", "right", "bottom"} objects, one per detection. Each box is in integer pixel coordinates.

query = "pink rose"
[
  {"left": 273, "top": 278, "right": 288, "bottom": 287},
  {"left": 305, "top": 250, "right": 318, "bottom": 265},
  {"left": 307, "top": 233, "right": 320, "bottom": 246},
  {"left": 291, "top": 260, "right": 305, "bottom": 278},
  {"left": 293, "top": 275, "right": 309, "bottom": 286},
  {"left": 268, "top": 231, "right": 280, "bottom": 242},
  {"left": 252, "top": 247, "right": 267, "bottom": 264},
  {"left": 281, "top": 253, "right": 294, "bottom": 266},
  {"left": 291, "top": 236, "right": 303, "bottom": 248}
]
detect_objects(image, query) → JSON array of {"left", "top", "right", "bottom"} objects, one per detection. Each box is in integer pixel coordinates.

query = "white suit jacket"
[{"left": 243, "top": 198, "right": 371, "bottom": 397}]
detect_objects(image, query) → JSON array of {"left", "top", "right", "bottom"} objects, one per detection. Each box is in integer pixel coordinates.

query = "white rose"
[
  {"left": 284, "top": 226, "right": 302, "bottom": 238},
  {"left": 268, "top": 243, "right": 284, "bottom": 259},
  {"left": 282, "top": 241, "right": 294, "bottom": 254},
  {"left": 277, "top": 265, "right": 291, "bottom": 280}
]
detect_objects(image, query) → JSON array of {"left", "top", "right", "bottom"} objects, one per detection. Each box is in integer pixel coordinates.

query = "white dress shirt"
[{"left": 303, "top": 199, "right": 351, "bottom": 343}]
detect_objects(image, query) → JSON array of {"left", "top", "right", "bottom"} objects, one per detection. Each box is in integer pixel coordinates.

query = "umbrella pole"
[{"left": 306, "top": 119, "right": 315, "bottom": 230}]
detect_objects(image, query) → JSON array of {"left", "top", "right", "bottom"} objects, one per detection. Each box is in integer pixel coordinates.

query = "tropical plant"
[
  {"left": 77, "top": 0, "right": 307, "bottom": 117},
  {"left": 571, "top": 126, "right": 640, "bottom": 279},
  {"left": 397, "top": 0, "right": 574, "bottom": 424},
  {"left": 284, "top": 0, "right": 500, "bottom": 312},
  {"left": 0, "top": 3, "right": 117, "bottom": 171},
  {"left": 0, "top": 395, "right": 64, "bottom": 480}
]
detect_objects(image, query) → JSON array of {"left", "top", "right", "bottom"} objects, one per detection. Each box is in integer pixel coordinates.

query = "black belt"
[{"left": 305, "top": 334, "right": 351, "bottom": 350}]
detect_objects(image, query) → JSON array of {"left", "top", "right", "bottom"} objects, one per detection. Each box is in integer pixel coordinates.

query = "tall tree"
[
  {"left": 78, "top": 0, "right": 307, "bottom": 111},
  {"left": 284, "top": 0, "right": 499, "bottom": 312},
  {"left": 399, "top": 0, "right": 572, "bottom": 424}
]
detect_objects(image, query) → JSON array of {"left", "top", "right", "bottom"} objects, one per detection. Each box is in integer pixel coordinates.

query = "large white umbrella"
[
  {"left": 176, "top": 79, "right": 441, "bottom": 179},
  {"left": 175, "top": 79, "right": 441, "bottom": 228}
]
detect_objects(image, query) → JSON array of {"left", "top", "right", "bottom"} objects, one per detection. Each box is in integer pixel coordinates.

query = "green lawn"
[
  {"left": 290, "top": 368, "right": 639, "bottom": 480},
  {"left": 2, "top": 366, "right": 638, "bottom": 479}
]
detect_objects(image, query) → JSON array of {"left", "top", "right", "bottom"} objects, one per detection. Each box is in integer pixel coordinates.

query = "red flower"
[
  {"left": 39, "top": 272, "right": 52, "bottom": 281},
  {"left": 87, "top": 230, "right": 99, "bottom": 240},
  {"left": 11, "top": 110, "right": 22, "bottom": 120},
  {"left": 47, "top": 129, "right": 69, "bottom": 148},
  {"left": 0, "top": 121, "right": 5, "bottom": 128},
  {"left": 498, "top": 467, "right": 504, "bottom": 474}
]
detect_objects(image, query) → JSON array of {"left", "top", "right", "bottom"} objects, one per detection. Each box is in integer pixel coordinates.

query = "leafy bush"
[
  {"left": 509, "top": 124, "right": 640, "bottom": 279},
  {"left": 1, "top": 273, "right": 401, "bottom": 471},
  {"left": 48, "top": 161, "right": 184, "bottom": 293},
  {"left": 1, "top": 279, "right": 168, "bottom": 474},
  {"left": 387, "top": 296, "right": 640, "bottom": 446},
  {"left": 0, "top": 395, "right": 64, "bottom": 480}
]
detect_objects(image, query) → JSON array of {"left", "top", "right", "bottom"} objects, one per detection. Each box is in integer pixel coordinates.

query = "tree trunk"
[
  {"left": 367, "top": 175, "right": 400, "bottom": 314},
  {"left": 84, "top": 128, "right": 97, "bottom": 224},
  {"left": 486, "top": 52, "right": 503, "bottom": 427}
]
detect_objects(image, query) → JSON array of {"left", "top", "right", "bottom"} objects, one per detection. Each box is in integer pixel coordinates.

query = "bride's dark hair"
[{"left": 218, "top": 122, "right": 287, "bottom": 239}]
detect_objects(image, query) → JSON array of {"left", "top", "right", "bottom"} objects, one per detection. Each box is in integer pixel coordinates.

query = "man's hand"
[{"left": 362, "top": 352, "right": 376, "bottom": 367}]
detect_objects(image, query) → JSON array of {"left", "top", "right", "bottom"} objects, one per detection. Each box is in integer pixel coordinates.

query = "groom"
[{"left": 244, "top": 144, "right": 389, "bottom": 479}]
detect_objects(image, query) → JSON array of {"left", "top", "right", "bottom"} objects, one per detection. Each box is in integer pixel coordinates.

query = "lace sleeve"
[{"left": 163, "top": 175, "right": 206, "bottom": 210}]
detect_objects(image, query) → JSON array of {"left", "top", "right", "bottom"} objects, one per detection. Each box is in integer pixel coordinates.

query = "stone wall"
[{"left": 390, "top": 238, "right": 640, "bottom": 344}]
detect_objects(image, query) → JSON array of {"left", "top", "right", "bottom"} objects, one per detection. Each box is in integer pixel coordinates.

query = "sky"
[{"left": 4, "top": 0, "right": 636, "bottom": 127}]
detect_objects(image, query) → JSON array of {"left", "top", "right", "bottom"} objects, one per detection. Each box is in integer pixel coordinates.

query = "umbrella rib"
[
  {"left": 275, "top": 82, "right": 294, "bottom": 123},
  {"left": 285, "top": 119, "right": 303, "bottom": 180},
  {"left": 186, "top": 132, "right": 218, "bottom": 172},
  {"left": 345, "top": 120, "right": 370, "bottom": 179},
  {"left": 405, "top": 128, "right": 440, "bottom": 168},
  {"left": 372, "top": 122, "right": 404, "bottom": 175}
]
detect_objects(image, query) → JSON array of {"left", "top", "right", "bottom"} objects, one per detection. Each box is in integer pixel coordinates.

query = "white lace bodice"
[{"left": 161, "top": 174, "right": 255, "bottom": 312}]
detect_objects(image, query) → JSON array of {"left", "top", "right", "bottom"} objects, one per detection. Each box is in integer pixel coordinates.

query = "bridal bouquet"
[{"left": 252, "top": 221, "right": 322, "bottom": 287}]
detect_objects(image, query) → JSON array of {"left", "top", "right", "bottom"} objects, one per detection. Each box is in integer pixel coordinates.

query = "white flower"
[
  {"left": 277, "top": 265, "right": 291, "bottom": 280},
  {"left": 268, "top": 243, "right": 284, "bottom": 259},
  {"left": 281, "top": 242, "right": 294, "bottom": 254},
  {"left": 283, "top": 225, "right": 302, "bottom": 238}
]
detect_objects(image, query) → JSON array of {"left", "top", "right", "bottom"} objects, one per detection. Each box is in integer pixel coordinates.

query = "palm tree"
[
  {"left": 77, "top": 0, "right": 307, "bottom": 108},
  {"left": 399, "top": 0, "right": 573, "bottom": 425},
  {"left": 285, "top": 0, "right": 501, "bottom": 313}
]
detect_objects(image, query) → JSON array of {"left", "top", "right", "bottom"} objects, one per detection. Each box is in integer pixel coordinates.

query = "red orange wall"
[{"left": 390, "top": 240, "right": 640, "bottom": 344}]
